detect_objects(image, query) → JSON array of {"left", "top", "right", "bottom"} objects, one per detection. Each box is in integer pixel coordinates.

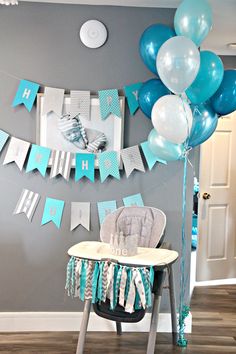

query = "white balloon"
[{"left": 151, "top": 95, "right": 193, "bottom": 144}]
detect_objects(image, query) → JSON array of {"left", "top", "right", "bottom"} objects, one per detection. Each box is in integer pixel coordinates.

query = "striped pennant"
[
  {"left": 0, "top": 129, "right": 9, "bottom": 154},
  {"left": 13, "top": 189, "right": 40, "bottom": 222},
  {"left": 50, "top": 150, "right": 72, "bottom": 181}
]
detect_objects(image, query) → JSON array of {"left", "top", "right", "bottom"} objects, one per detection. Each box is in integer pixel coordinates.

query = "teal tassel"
[
  {"left": 92, "top": 262, "right": 100, "bottom": 303},
  {"left": 177, "top": 305, "right": 190, "bottom": 347},
  {"left": 149, "top": 266, "right": 154, "bottom": 286},
  {"left": 110, "top": 264, "right": 119, "bottom": 310},
  {"left": 80, "top": 260, "right": 87, "bottom": 301}
]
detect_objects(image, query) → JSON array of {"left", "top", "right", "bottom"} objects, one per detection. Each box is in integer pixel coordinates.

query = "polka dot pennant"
[
  {"left": 98, "top": 151, "right": 120, "bottom": 183},
  {"left": 98, "top": 89, "right": 121, "bottom": 120}
]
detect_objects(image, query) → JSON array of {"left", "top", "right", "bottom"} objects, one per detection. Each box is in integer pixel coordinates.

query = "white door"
[{"left": 196, "top": 112, "right": 236, "bottom": 281}]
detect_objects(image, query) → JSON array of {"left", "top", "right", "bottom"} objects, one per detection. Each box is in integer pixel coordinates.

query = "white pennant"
[
  {"left": 70, "top": 90, "right": 91, "bottom": 120},
  {"left": 14, "top": 189, "right": 40, "bottom": 222},
  {"left": 71, "top": 202, "right": 90, "bottom": 231},
  {"left": 50, "top": 150, "right": 72, "bottom": 181},
  {"left": 3, "top": 137, "right": 30, "bottom": 171},
  {"left": 121, "top": 145, "right": 145, "bottom": 177},
  {"left": 42, "top": 87, "right": 65, "bottom": 116}
]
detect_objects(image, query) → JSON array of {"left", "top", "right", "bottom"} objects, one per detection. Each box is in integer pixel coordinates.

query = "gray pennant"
[
  {"left": 50, "top": 150, "right": 72, "bottom": 181},
  {"left": 42, "top": 87, "right": 65, "bottom": 116},
  {"left": 71, "top": 202, "right": 90, "bottom": 231},
  {"left": 121, "top": 145, "right": 145, "bottom": 177},
  {"left": 14, "top": 189, "right": 40, "bottom": 222},
  {"left": 3, "top": 137, "right": 30, "bottom": 171},
  {"left": 70, "top": 90, "right": 91, "bottom": 120}
]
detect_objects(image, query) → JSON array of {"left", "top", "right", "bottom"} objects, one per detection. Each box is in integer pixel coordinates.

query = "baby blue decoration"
[
  {"left": 123, "top": 193, "right": 144, "bottom": 207},
  {"left": 139, "top": 24, "right": 175, "bottom": 75},
  {"left": 188, "top": 103, "right": 218, "bottom": 148},
  {"left": 148, "top": 129, "right": 184, "bottom": 164},
  {"left": 138, "top": 79, "right": 170, "bottom": 119},
  {"left": 26, "top": 144, "right": 51, "bottom": 177},
  {"left": 140, "top": 141, "right": 160, "bottom": 170},
  {"left": 98, "top": 151, "right": 120, "bottom": 183},
  {"left": 210, "top": 70, "right": 236, "bottom": 116},
  {"left": 41, "top": 197, "right": 65, "bottom": 228},
  {"left": 124, "top": 82, "right": 142, "bottom": 115},
  {"left": 186, "top": 51, "right": 224, "bottom": 104},
  {"left": 97, "top": 200, "right": 117, "bottom": 225},
  {"left": 98, "top": 89, "right": 121, "bottom": 120},
  {"left": 0, "top": 129, "right": 9, "bottom": 153},
  {"left": 174, "top": 0, "right": 213, "bottom": 47},
  {"left": 75, "top": 153, "right": 95, "bottom": 182},
  {"left": 12, "top": 80, "right": 40, "bottom": 112}
]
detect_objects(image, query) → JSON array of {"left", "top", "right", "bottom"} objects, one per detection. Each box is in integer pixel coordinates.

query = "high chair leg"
[
  {"left": 168, "top": 265, "right": 178, "bottom": 344},
  {"left": 76, "top": 299, "right": 91, "bottom": 354},
  {"left": 116, "top": 321, "right": 122, "bottom": 335}
]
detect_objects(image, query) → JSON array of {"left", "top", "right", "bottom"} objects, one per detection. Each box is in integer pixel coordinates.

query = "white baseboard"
[
  {"left": 0, "top": 312, "right": 192, "bottom": 333},
  {"left": 195, "top": 278, "right": 236, "bottom": 287}
]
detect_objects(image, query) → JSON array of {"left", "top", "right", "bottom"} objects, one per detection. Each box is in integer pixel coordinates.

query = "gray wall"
[{"left": 0, "top": 3, "right": 193, "bottom": 312}]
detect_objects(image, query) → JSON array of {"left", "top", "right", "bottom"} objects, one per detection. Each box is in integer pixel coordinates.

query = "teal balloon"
[
  {"left": 138, "top": 79, "right": 170, "bottom": 119},
  {"left": 139, "top": 24, "right": 175, "bottom": 75},
  {"left": 174, "top": 0, "right": 213, "bottom": 47},
  {"left": 188, "top": 103, "right": 218, "bottom": 148},
  {"left": 148, "top": 129, "right": 184, "bottom": 163},
  {"left": 210, "top": 70, "right": 236, "bottom": 116},
  {"left": 186, "top": 51, "right": 224, "bottom": 104}
]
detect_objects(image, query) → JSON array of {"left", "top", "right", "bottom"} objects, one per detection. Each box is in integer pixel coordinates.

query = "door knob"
[{"left": 203, "top": 192, "right": 211, "bottom": 200}]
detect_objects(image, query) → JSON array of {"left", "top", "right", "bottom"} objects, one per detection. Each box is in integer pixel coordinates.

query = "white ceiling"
[{"left": 20, "top": 0, "right": 236, "bottom": 55}]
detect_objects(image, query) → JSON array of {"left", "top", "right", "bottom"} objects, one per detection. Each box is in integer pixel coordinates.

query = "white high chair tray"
[{"left": 68, "top": 241, "right": 178, "bottom": 267}]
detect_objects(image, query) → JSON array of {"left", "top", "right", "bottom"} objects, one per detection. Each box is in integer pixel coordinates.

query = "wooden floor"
[{"left": 0, "top": 285, "right": 236, "bottom": 353}]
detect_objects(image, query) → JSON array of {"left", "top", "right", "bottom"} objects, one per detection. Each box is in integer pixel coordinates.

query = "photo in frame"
[{"left": 36, "top": 94, "right": 125, "bottom": 168}]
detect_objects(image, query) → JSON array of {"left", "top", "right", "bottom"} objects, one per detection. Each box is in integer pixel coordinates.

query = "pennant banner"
[
  {"left": 98, "top": 89, "right": 121, "bottom": 120},
  {"left": 98, "top": 151, "right": 120, "bottom": 183},
  {"left": 97, "top": 200, "right": 117, "bottom": 225},
  {"left": 12, "top": 80, "right": 40, "bottom": 112},
  {"left": 71, "top": 202, "right": 90, "bottom": 231},
  {"left": 50, "top": 150, "right": 72, "bottom": 181},
  {"left": 75, "top": 153, "right": 95, "bottom": 182},
  {"left": 70, "top": 90, "right": 90, "bottom": 120},
  {"left": 0, "top": 129, "right": 9, "bottom": 153},
  {"left": 123, "top": 193, "right": 144, "bottom": 207},
  {"left": 42, "top": 87, "right": 65, "bottom": 116},
  {"left": 41, "top": 197, "right": 65, "bottom": 228},
  {"left": 121, "top": 145, "right": 145, "bottom": 178},
  {"left": 3, "top": 137, "right": 30, "bottom": 171},
  {"left": 124, "top": 82, "right": 142, "bottom": 115},
  {"left": 26, "top": 144, "right": 51, "bottom": 176},
  {"left": 14, "top": 189, "right": 40, "bottom": 222},
  {"left": 140, "top": 141, "right": 162, "bottom": 170}
]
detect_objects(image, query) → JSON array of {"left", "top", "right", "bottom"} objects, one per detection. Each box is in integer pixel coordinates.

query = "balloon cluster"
[{"left": 139, "top": 0, "right": 236, "bottom": 162}]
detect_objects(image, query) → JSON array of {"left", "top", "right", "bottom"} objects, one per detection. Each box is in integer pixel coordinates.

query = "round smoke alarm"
[{"left": 80, "top": 20, "right": 107, "bottom": 49}]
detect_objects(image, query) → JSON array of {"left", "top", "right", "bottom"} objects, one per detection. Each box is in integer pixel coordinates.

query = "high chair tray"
[{"left": 68, "top": 241, "right": 178, "bottom": 267}]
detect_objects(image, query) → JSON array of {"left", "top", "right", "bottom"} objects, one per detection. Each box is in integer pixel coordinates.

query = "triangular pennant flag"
[
  {"left": 41, "top": 197, "right": 65, "bottom": 228},
  {"left": 141, "top": 141, "right": 165, "bottom": 170},
  {"left": 0, "top": 129, "right": 9, "bottom": 153},
  {"left": 97, "top": 200, "right": 117, "bottom": 225},
  {"left": 70, "top": 90, "right": 91, "bottom": 120},
  {"left": 124, "top": 82, "right": 142, "bottom": 115},
  {"left": 71, "top": 202, "right": 90, "bottom": 231},
  {"left": 121, "top": 145, "right": 145, "bottom": 178},
  {"left": 12, "top": 80, "right": 40, "bottom": 112},
  {"left": 50, "top": 150, "right": 72, "bottom": 181},
  {"left": 98, "top": 151, "right": 120, "bottom": 183},
  {"left": 75, "top": 153, "right": 95, "bottom": 182},
  {"left": 98, "top": 89, "right": 121, "bottom": 120},
  {"left": 14, "top": 189, "right": 40, "bottom": 222},
  {"left": 3, "top": 137, "right": 30, "bottom": 171},
  {"left": 26, "top": 144, "right": 51, "bottom": 176},
  {"left": 42, "top": 87, "right": 65, "bottom": 116},
  {"left": 123, "top": 193, "right": 144, "bottom": 207}
]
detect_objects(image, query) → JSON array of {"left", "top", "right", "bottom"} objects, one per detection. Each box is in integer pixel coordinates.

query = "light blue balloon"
[
  {"left": 138, "top": 79, "right": 170, "bottom": 119},
  {"left": 188, "top": 103, "right": 218, "bottom": 148},
  {"left": 174, "top": 0, "right": 213, "bottom": 47},
  {"left": 148, "top": 129, "right": 184, "bottom": 163},
  {"left": 186, "top": 51, "right": 224, "bottom": 104},
  {"left": 210, "top": 70, "right": 236, "bottom": 116},
  {"left": 139, "top": 24, "right": 175, "bottom": 75}
]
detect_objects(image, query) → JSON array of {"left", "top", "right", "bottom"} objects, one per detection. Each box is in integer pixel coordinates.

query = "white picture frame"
[{"left": 36, "top": 94, "right": 125, "bottom": 168}]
